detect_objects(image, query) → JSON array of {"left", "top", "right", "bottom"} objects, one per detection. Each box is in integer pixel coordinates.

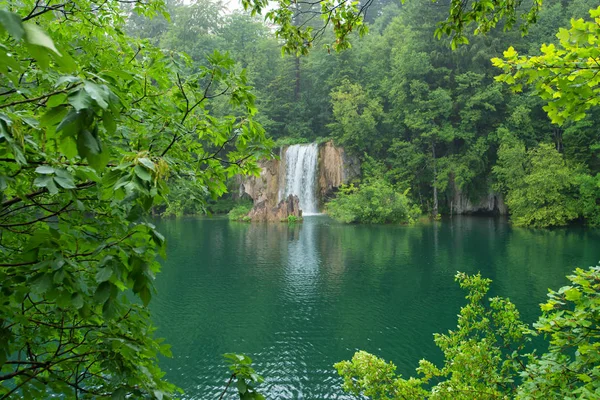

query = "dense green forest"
[
  {"left": 1, "top": 0, "right": 599, "bottom": 397},
  {"left": 125, "top": 0, "right": 600, "bottom": 227}
]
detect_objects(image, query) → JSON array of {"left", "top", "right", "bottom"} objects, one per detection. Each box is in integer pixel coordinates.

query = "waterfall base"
[{"left": 247, "top": 194, "right": 303, "bottom": 222}]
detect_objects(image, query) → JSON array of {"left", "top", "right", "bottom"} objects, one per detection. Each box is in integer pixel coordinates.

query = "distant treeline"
[{"left": 128, "top": 0, "right": 600, "bottom": 227}]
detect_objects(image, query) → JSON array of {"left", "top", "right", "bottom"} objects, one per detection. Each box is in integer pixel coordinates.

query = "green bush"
[
  {"left": 228, "top": 204, "right": 253, "bottom": 221},
  {"left": 285, "top": 215, "right": 302, "bottom": 223},
  {"left": 577, "top": 173, "right": 600, "bottom": 226},
  {"left": 326, "top": 180, "right": 421, "bottom": 224},
  {"left": 335, "top": 265, "right": 600, "bottom": 399}
]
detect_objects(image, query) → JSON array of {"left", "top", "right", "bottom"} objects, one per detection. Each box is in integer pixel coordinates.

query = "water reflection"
[
  {"left": 151, "top": 216, "right": 600, "bottom": 399},
  {"left": 284, "top": 219, "right": 319, "bottom": 299}
]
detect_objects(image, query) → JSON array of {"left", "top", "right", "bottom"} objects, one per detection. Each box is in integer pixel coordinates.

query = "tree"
[
  {"left": 0, "top": 0, "right": 271, "bottom": 397},
  {"left": 492, "top": 6, "right": 600, "bottom": 125},
  {"left": 493, "top": 141, "right": 579, "bottom": 227},
  {"left": 158, "top": 0, "right": 225, "bottom": 64},
  {"left": 240, "top": 0, "right": 543, "bottom": 54},
  {"left": 328, "top": 79, "right": 383, "bottom": 154},
  {"left": 336, "top": 266, "right": 600, "bottom": 399}
]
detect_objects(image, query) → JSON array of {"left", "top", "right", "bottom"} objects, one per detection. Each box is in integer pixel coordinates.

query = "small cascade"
[{"left": 280, "top": 143, "right": 319, "bottom": 215}]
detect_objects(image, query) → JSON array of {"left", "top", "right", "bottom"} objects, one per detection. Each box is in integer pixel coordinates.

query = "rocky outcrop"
[
  {"left": 247, "top": 194, "right": 302, "bottom": 222},
  {"left": 317, "top": 141, "right": 360, "bottom": 202},
  {"left": 239, "top": 156, "right": 283, "bottom": 206},
  {"left": 449, "top": 190, "right": 508, "bottom": 215}
]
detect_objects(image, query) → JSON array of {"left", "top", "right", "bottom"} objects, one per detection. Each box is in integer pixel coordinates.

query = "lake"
[{"left": 152, "top": 216, "right": 600, "bottom": 399}]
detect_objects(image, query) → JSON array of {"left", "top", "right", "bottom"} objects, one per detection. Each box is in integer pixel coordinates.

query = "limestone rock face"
[
  {"left": 247, "top": 194, "right": 302, "bottom": 222},
  {"left": 317, "top": 141, "right": 360, "bottom": 201},
  {"left": 449, "top": 190, "right": 508, "bottom": 215},
  {"left": 239, "top": 157, "right": 282, "bottom": 206}
]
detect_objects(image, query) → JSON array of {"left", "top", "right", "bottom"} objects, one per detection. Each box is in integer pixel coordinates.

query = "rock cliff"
[
  {"left": 317, "top": 141, "right": 360, "bottom": 201},
  {"left": 239, "top": 155, "right": 283, "bottom": 206},
  {"left": 247, "top": 194, "right": 302, "bottom": 222},
  {"left": 448, "top": 190, "right": 508, "bottom": 215}
]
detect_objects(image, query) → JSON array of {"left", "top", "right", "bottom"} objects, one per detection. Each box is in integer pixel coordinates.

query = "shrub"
[
  {"left": 335, "top": 265, "right": 600, "bottom": 399},
  {"left": 326, "top": 180, "right": 421, "bottom": 224},
  {"left": 228, "top": 204, "right": 253, "bottom": 221},
  {"left": 577, "top": 173, "right": 600, "bottom": 227},
  {"left": 285, "top": 215, "right": 302, "bottom": 223}
]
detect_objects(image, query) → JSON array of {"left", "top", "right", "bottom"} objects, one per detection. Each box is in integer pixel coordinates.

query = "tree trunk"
[
  {"left": 294, "top": 56, "right": 300, "bottom": 101},
  {"left": 432, "top": 142, "right": 438, "bottom": 218},
  {"left": 553, "top": 126, "right": 563, "bottom": 153},
  {"left": 292, "top": 5, "right": 301, "bottom": 102}
]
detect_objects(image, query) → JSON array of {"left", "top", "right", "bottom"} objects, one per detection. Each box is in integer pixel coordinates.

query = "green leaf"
[
  {"left": 26, "top": 42, "right": 50, "bottom": 69},
  {"left": 53, "top": 175, "right": 76, "bottom": 189},
  {"left": 94, "top": 281, "right": 112, "bottom": 304},
  {"left": 138, "top": 157, "right": 155, "bottom": 171},
  {"left": 150, "top": 229, "right": 165, "bottom": 246},
  {"left": 35, "top": 165, "right": 55, "bottom": 175},
  {"left": 134, "top": 165, "right": 152, "bottom": 181},
  {"left": 95, "top": 267, "right": 112, "bottom": 283},
  {"left": 84, "top": 81, "right": 109, "bottom": 109},
  {"left": 111, "top": 387, "right": 127, "bottom": 400},
  {"left": 102, "top": 298, "right": 118, "bottom": 319},
  {"left": 71, "top": 293, "right": 84, "bottom": 309},
  {"left": 40, "top": 106, "right": 67, "bottom": 128},
  {"left": 47, "top": 93, "right": 68, "bottom": 108},
  {"left": 60, "top": 137, "right": 78, "bottom": 159},
  {"left": 56, "top": 109, "right": 84, "bottom": 136},
  {"left": 77, "top": 129, "right": 101, "bottom": 156},
  {"left": 68, "top": 89, "right": 93, "bottom": 111},
  {"left": 31, "top": 274, "right": 53, "bottom": 295},
  {"left": 23, "top": 23, "right": 61, "bottom": 55},
  {"left": 0, "top": 10, "right": 25, "bottom": 40},
  {"left": 564, "top": 287, "right": 581, "bottom": 301},
  {"left": 153, "top": 390, "right": 164, "bottom": 400},
  {"left": 55, "top": 75, "right": 80, "bottom": 87},
  {"left": 33, "top": 175, "right": 59, "bottom": 194},
  {"left": 86, "top": 146, "right": 110, "bottom": 172},
  {"left": 237, "top": 379, "right": 247, "bottom": 394},
  {"left": 139, "top": 287, "right": 151, "bottom": 307},
  {"left": 102, "top": 111, "right": 116, "bottom": 134}
]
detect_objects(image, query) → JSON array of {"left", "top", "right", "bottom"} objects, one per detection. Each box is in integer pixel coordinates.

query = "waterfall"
[{"left": 280, "top": 143, "right": 319, "bottom": 215}]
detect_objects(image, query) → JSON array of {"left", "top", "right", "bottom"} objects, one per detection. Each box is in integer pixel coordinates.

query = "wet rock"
[
  {"left": 247, "top": 194, "right": 303, "bottom": 222},
  {"left": 449, "top": 190, "right": 508, "bottom": 215},
  {"left": 239, "top": 157, "right": 282, "bottom": 206}
]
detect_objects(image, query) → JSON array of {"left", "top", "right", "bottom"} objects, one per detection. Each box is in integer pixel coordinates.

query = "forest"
[
  {"left": 125, "top": 0, "right": 600, "bottom": 228},
  {"left": 1, "top": 0, "right": 599, "bottom": 398}
]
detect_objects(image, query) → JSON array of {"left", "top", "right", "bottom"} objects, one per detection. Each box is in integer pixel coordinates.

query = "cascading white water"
[{"left": 280, "top": 143, "right": 319, "bottom": 215}]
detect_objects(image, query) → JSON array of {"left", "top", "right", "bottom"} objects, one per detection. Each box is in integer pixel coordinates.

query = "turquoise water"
[{"left": 152, "top": 216, "right": 600, "bottom": 399}]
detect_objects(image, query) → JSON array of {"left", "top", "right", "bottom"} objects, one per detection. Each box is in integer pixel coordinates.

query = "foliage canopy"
[
  {"left": 0, "top": 0, "right": 271, "bottom": 397},
  {"left": 493, "top": 6, "right": 600, "bottom": 126}
]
